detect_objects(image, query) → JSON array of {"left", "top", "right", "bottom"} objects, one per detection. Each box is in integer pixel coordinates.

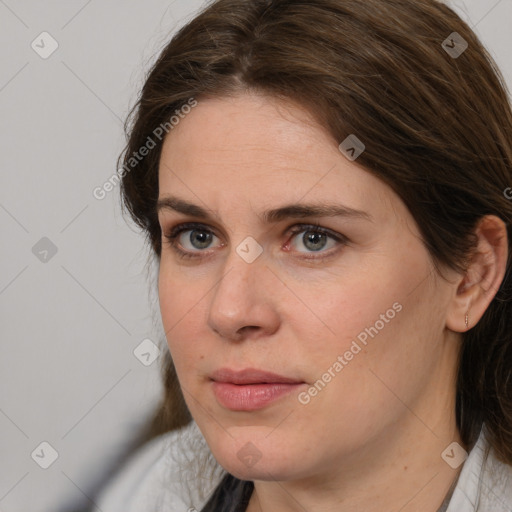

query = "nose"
[{"left": 207, "top": 247, "right": 280, "bottom": 342}]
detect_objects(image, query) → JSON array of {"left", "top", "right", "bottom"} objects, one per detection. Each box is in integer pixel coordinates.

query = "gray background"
[{"left": 0, "top": 1, "right": 510, "bottom": 511}]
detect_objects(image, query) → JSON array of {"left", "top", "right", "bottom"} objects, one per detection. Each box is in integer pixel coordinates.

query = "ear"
[{"left": 445, "top": 215, "right": 508, "bottom": 332}]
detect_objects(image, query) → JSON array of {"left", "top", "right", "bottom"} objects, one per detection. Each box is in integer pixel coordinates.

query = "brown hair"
[{"left": 119, "top": 0, "right": 512, "bottom": 503}]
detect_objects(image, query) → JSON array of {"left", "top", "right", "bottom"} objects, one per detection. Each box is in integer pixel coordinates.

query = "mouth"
[{"left": 209, "top": 367, "right": 306, "bottom": 411}]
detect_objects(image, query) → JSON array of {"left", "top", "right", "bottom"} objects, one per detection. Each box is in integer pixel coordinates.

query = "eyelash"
[{"left": 163, "top": 222, "right": 348, "bottom": 261}]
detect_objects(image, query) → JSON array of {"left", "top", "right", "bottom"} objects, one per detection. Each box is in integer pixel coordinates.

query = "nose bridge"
[
  {"left": 210, "top": 245, "right": 262, "bottom": 316},
  {"left": 207, "top": 241, "right": 277, "bottom": 339}
]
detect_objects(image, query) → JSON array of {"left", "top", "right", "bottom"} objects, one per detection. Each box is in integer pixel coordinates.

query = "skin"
[{"left": 156, "top": 91, "right": 508, "bottom": 512}]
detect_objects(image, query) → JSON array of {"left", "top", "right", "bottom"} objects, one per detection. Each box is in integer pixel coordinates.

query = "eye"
[
  {"left": 286, "top": 224, "right": 346, "bottom": 257},
  {"left": 164, "top": 222, "right": 221, "bottom": 259}
]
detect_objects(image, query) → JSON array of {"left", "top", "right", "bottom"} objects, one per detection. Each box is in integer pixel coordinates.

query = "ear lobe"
[{"left": 445, "top": 215, "right": 508, "bottom": 333}]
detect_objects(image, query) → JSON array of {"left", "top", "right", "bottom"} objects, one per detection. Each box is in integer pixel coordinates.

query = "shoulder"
[
  {"left": 95, "top": 421, "right": 225, "bottom": 512},
  {"left": 447, "top": 426, "right": 512, "bottom": 512},
  {"left": 478, "top": 435, "right": 512, "bottom": 511}
]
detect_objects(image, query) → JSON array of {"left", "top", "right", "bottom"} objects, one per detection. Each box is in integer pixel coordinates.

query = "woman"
[{"left": 96, "top": 0, "right": 512, "bottom": 510}]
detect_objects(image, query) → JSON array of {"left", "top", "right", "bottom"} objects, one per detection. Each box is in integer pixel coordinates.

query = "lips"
[{"left": 209, "top": 367, "right": 306, "bottom": 411}]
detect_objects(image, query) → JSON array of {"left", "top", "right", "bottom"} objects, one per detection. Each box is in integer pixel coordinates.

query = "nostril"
[{"left": 237, "top": 326, "right": 260, "bottom": 337}]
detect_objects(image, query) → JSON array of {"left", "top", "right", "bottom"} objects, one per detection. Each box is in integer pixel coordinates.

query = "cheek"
[
  {"left": 158, "top": 259, "right": 207, "bottom": 327},
  {"left": 314, "top": 277, "right": 441, "bottom": 422},
  {"left": 158, "top": 268, "right": 203, "bottom": 368},
  {"left": 300, "top": 276, "right": 404, "bottom": 362},
  {"left": 301, "top": 258, "right": 433, "bottom": 396}
]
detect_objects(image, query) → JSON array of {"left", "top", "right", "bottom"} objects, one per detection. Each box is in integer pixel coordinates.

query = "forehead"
[
  {"left": 157, "top": 93, "right": 407, "bottom": 229},
  {"left": 161, "top": 93, "right": 333, "bottom": 169}
]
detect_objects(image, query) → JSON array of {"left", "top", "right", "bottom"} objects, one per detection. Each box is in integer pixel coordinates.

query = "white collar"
[{"left": 446, "top": 425, "right": 512, "bottom": 511}]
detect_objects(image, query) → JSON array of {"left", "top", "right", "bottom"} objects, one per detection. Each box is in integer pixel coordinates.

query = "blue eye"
[
  {"left": 163, "top": 222, "right": 347, "bottom": 260},
  {"left": 164, "top": 223, "right": 221, "bottom": 259},
  {"left": 288, "top": 226, "right": 340, "bottom": 253}
]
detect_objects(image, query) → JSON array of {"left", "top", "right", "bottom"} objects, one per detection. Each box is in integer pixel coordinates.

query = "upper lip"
[{"left": 210, "top": 367, "right": 304, "bottom": 385}]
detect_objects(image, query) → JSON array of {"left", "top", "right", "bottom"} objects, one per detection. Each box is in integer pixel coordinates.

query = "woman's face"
[{"left": 157, "top": 92, "right": 461, "bottom": 481}]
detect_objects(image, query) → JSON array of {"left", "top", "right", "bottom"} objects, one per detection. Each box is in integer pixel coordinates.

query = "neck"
[{"left": 246, "top": 421, "right": 465, "bottom": 512}]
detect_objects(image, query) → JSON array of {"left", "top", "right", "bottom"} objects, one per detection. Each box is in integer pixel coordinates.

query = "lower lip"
[{"left": 211, "top": 381, "right": 304, "bottom": 411}]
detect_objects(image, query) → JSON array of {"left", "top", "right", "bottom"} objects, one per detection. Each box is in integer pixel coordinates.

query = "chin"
[
  {"left": 207, "top": 431, "right": 306, "bottom": 482},
  {"left": 221, "top": 456, "right": 297, "bottom": 482}
]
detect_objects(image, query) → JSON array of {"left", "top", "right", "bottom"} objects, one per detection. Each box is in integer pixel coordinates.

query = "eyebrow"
[{"left": 156, "top": 196, "right": 373, "bottom": 223}]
